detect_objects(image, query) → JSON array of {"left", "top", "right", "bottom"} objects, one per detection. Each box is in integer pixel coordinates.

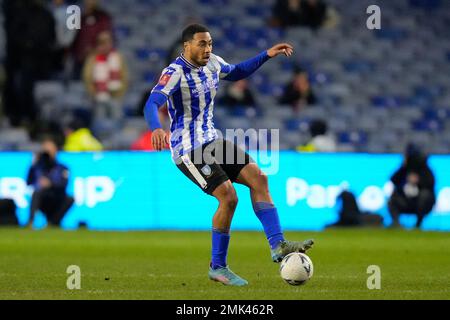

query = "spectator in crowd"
[
  {"left": 388, "top": 144, "right": 436, "bottom": 229},
  {"left": 63, "top": 118, "right": 104, "bottom": 152},
  {"left": 2, "top": 0, "right": 56, "bottom": 127},
  {"left": 271, "top": 0, "right": 327, "bottom": 29},
  {"left": 220, "top": 79, "right": 257, "bottom": 110},
  {"left": 83, "top": 31, "right": 128, "bottom": 120},
  {"left": 26, "top": 137, "right": 74, "bottom": 228},
  {"left": 71, "top": 0, "right": 113, "bottom": 79},
  {"left": 49, "top": 0, "right": 78, "bottom": 77},
  {"left": 296, "top": 119, "right": 336, "bottom": 152},
  {"left": 279, "top": 68, "right": 316, "bottom": 113}
]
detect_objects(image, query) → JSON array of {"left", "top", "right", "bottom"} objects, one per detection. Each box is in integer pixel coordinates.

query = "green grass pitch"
[{"left": 0, "top": 228, "right": 449, "bottom": 300}]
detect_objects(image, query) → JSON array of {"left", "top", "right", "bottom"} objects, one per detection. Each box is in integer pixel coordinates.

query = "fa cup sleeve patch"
[{"left": 158, "top": 74, "right": 172, "bottom": 86}]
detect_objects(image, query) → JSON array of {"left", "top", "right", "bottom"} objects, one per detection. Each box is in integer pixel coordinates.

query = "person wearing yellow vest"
[{"left": 63, "top": 118, "right": 103, "bottom": 152}]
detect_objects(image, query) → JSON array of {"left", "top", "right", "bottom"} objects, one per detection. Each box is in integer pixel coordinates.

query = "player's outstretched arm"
[
  {"left": 143, "top": 91, "right": 169, "bottom": 151},
  {"left": 222, "top": 43, "right": 294, "bottom": 82}
]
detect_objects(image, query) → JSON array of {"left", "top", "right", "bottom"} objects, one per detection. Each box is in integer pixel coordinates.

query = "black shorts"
[{"left": 175, "top": 139, "right": 254, "bottom": 195}]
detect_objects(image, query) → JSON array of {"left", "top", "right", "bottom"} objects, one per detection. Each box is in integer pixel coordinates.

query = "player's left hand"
[
  {"left": 152, "top": 128, "right": 169, "bottom": 151},
  {"left": 267, "top": 43, "right": 294, "bottom": 58}
]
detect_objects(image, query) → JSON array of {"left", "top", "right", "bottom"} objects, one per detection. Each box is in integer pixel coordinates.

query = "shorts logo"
[
  {"left": 159, "top": 74, "right": 171, "bottom": 86},
  {"left": 201, "top": 165, "right": 212, "bottom": 176}
]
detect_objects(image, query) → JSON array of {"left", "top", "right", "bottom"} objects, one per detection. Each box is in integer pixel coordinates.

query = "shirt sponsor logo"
[{"left": 191, "top": 78, "right": 219, "bottom": 97}]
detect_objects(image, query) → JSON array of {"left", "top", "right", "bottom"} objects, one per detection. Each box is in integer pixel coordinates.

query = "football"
[{"left": 279, "top": 252, "right": 314, "bottom": 286}]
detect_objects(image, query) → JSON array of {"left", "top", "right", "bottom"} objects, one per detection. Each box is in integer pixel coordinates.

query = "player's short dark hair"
[{"left": 182, "top": 24, "right": 210, "bottom": 42}]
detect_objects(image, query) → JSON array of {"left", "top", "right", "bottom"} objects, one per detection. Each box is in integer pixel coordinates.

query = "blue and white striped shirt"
[{"left": 147, "top": 51, "right": 270, "bottom": 159}]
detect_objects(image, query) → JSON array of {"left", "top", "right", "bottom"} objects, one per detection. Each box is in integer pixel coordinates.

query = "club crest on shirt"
[
  {"left": 201, "top": 165, "right": 212, "bottom": 176},
  {"left": 159, "top": 74, "right": 171, "bottom": 86},
  {"left": 207, "top": 61, "right": 218, "bottom": 73}
]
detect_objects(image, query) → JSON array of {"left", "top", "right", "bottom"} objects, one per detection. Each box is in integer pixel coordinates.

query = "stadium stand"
[{"left": 0, "top": 0, "right": 449, "bottom": 153}]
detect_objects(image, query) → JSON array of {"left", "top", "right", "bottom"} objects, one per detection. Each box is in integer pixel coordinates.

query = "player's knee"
[
  {"left": 220, "top": 189, "right": 238, "bottom": 211},
  {"left": 223, "top": 191, "right": 238, "bottom": 211},
  {"left": 253, "top": 173, "right": 269, "bottom": 193},
  {"left": 215, "top": 182, "right": 238, "bottom": 211}
]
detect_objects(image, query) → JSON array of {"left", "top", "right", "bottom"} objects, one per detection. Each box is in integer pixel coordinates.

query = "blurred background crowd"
[{"left": 0, "top": 0, "right": 449, "bottom": 154}]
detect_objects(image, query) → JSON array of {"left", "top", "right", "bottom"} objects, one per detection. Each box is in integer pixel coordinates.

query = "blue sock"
[
  {"left": 211, "top": 228, "right": 230, "bottom": 269},
  {"left": 254, "top": 202, "right": 285, "bottom": 249}
]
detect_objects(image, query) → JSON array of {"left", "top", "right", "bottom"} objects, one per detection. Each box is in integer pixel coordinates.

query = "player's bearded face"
[{"left": 186, "top": 32, "right": 212, "bottom": 67}]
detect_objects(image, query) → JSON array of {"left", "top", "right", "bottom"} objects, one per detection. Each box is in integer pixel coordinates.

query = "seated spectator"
[
  {"left": 279, "top": 68, "right": 316, "bottom": 113},
  {"left": 63, "top": 118, "right": 103, "bottom": 152},
  {"left": 26, "top": 137, "right": 74, "bottom": 228},
  {"left": 83, "top": 31, "right": 128, "bottom": 120},
  {"left": 296, "top": 119, "right": 336, "bottom": 152},
  {"left": 388, "top": 144, "right": 436, "bottom": 229},
  {"left": 71, "top": 0, "right": 113, "bottom": 79},
  {"left": 271, "top": 0, "right": 328, "bottom": 29},
  {"left": 220, "top": 79, "right": 257, "bottom": 109}
]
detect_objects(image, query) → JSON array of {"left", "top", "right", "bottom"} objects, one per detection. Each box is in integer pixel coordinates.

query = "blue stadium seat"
[
  {"left": 284, "top": 118, "right": 310, "bottom": 132},
  {"left": 412, "top": 119, "right": 444, "bottom": 132},
  {"left": 115, "top": 25, "right": 132, "bottom": 40},
  {"left": 337, "top": 130, "right": 368, "bottom": 145},
  {"left": 375, "top": 28, "right": 408, "bottom": 41},
  {"left": 143, "top": 71, "right": 157, "bottom": 83},
  {"left": 371, "top": 95, "right": 407, "bottom": 108},
  {"left": 343, "top": 60, "right": 375, "bottom": 74}
]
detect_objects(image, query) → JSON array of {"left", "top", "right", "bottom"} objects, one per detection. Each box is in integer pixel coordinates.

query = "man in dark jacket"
[
  {"left": 279, "top": 68, "right": 316, "bottom": 113},
  {"left": 26, "top": 137, "right": 74, "bottom": 228},
  {"left": 388, "top": 144, "right": 436, "bottom": 229},
  {"left": 2, "top": 0, "right": 56, "bottom": 126}
]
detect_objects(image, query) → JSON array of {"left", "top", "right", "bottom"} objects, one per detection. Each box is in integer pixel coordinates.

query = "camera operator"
[
  {"left": 26, "top": 137, "right": 74, "bottom": 228},
  {"left": 388, "top": 144, "right": 436, "bottom": 229}
]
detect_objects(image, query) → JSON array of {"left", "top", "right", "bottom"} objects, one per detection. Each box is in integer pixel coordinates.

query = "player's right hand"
[{"left": 152, "top": 128, "right": 168, "bottom": 151}]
